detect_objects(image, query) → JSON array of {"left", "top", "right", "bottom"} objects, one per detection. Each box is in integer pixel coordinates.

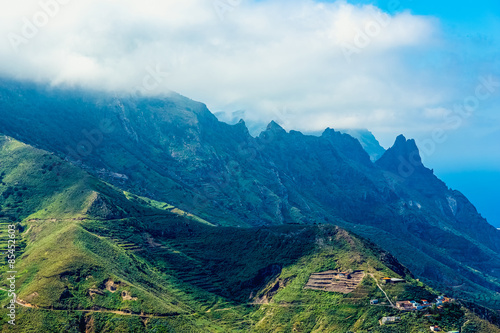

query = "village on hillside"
[
  {"left": 304, "top": 270, "right": 458, "bottom": 332},
  {"left": 373, "top": 277, "right": 456, "bottom": 332}
]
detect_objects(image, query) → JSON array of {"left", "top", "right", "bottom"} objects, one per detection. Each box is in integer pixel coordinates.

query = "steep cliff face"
[
  {"left": 376, "top": 135, "right": 500, "bottom": 254},
  {"left": 1, "top": 79, "right": 500, "bottom": 308}
]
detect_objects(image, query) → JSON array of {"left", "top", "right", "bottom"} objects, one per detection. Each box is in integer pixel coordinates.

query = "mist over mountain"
[
  {"left": 339, "top": 129, "right": 386, "bottom": 162},
  {"left": 1, "top": 79, "right": 500, "bottom": 317}
]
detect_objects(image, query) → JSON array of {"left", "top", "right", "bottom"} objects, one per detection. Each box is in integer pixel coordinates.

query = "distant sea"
[{"left": 437, "top": 170, "right": 500, "bottom": 228}]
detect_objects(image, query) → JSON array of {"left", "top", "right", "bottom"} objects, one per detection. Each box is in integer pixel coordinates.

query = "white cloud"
[
  {"left": 423, "top": 107, "right": 451, "bottom": 119},
  {"left": 0, "top": 0, "right": 470, "bottom": 138}
]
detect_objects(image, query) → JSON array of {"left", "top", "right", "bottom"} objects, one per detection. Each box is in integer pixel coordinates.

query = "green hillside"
[{"left": 0, "top": 136, "right": 499, "bottom": 332}]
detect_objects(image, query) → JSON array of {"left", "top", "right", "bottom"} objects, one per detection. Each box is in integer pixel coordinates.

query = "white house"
[{"left": 379, "top": 316, "right": 401, "bottom": 325}]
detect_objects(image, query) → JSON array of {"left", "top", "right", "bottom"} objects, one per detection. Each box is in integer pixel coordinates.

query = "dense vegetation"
[{"left": 0, "top": 136, "right": 499, "bottom": 332}]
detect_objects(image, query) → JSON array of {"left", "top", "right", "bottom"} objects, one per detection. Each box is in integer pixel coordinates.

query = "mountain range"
[{"left": 0, "top": 78, "right": 500, "bottom": 332}]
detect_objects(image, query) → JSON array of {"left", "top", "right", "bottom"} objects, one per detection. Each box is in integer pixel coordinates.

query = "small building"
[
  {"left": 396, "top": 301, "right": 414, "bottom": 311},
  {"left": 379, "top": 316, "right": 401, "bottom": 325},
  {"left": 435, "top": 296, "right": 445, "bottom": 304},
  {"left": 436, "top": 297, "right": 452, "bottom": 306},
  {"left": 430, "top": 326, "right": 441, "bottom": 332},
  {"left": 381, "top": 277, "right": 406, "bottom": 284},
  {"left": 370, "top": 299, "right": 379, "bottom": 305},
  {"left": 411, "top": 302, "right": 423, "bottom": 310}
]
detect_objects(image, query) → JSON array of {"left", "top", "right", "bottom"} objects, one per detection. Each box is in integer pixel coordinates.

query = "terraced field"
[
  {"left": 85, "top": 219, "right": 229, "bottom": 299},
  {"left": 148, "top": 238, "right": 227, "bottom": 296},
  {"left": 87, "top": 219, "right": 144, "bottom": 252},
  {"left": 304, "top": 270, "right": 365, "bottom": 293}
]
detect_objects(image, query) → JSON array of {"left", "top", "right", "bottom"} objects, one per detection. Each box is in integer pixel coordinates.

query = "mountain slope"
[
  {"left": 0, "top": 135, "right": 499, "bottom": 332},
  {"left": 0, "top": 136, "right": 228, "bottom": 331},
  {"left": 1, "top": 79, "right": 500, "bottom": 311},
  {"left": 0, "top": 136, "right": 195, "bottom": 310}
]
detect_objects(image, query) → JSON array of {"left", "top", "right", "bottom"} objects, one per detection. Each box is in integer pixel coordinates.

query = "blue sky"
[
  {"left": 341, "top": 0, "right": 498, "bottom": 17},
  {"left": 340, "top": 0, "right": 500, "bottom": 226},
  {"left": 0, "top": 0, "right": 498, "bottom": 226}
]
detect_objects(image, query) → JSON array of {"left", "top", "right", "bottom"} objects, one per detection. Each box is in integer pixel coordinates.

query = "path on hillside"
[
  {"left": 369, "top": 273, "right": 394, "bottom": 307},
  {"left": 0, "top": 288, "right": 196, "bottom": 319}
]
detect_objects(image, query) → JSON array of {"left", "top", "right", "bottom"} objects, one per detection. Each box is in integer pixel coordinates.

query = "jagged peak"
[
  {"left": 232, "top": 118, "right": 248, "bottom": 130},
  {"left": 265, "top": 120, "right": 287, "bottom": 134},
  {"left": 321, "top": 127, "right": 337, "bottom": 136},
  {"left": 289, "top": 130, "right": 304, "bottom": 136},
  {"left": 322, "top": 127, "right": 362, "bottom": 143},
  {"left": 391, "top": 135, "right": 421, "bottom": 163},
  {"left": 376, "top": 134, "right": 427, "bottom": 176},
  {"left": 322, "top": 128, "right": 360, "bottom": 140},
  {"left": 318, "top": 127, "right": 373, "bottom": 165},
  {"left": 394, "top": 134, "right": 407, "bottom": 144},
  {"left": 230, "top": 118, "right": 251, "bottom": 137}
]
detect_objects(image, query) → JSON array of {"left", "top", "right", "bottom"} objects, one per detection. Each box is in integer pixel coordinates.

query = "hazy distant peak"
[{"left": 340, "top": 128, "right": 386, "bottom": 162}]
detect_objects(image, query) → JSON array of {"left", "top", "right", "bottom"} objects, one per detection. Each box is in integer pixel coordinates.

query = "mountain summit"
[{"left": 376, "top": 134, "right": 426, "bottom": 177}]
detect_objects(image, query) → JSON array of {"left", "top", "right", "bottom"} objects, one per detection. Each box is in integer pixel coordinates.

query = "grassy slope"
[
  {"left": 0, "top": 136, "right": 498, "bottom": 332},
  {"left": 0, "top": 137, "right": 228, "bottom": 331}
]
